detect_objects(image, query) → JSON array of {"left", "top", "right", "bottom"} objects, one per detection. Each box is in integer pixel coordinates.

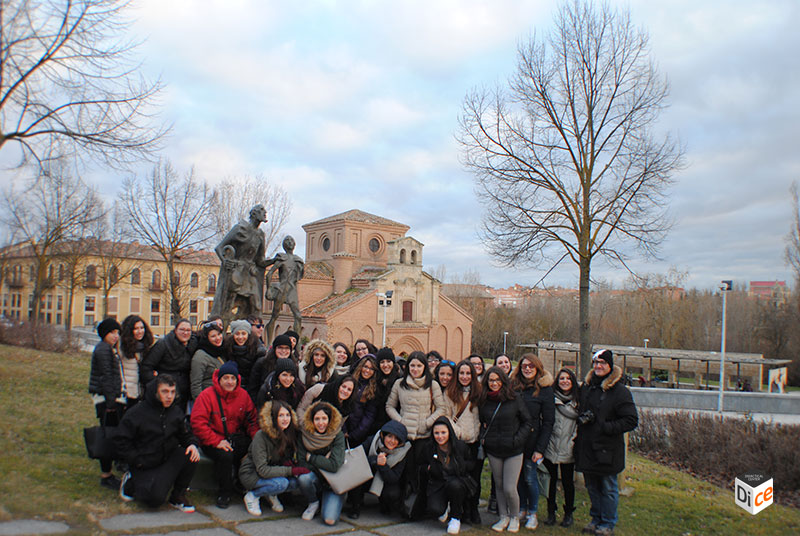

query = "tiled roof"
[
  {"left": 302, "top": 209, "right": 408, "bottom": 230},
  {"left": 304, "top": 261, "right": 334, "bottom": 280},
  {"left": 301, "top": 289, "right": 371, "bottom": 317},
  {"left": 351, "top": 266, "right": 391, "bottom": 281},
  {"left": 1, "top": 239, "right": 218, "bottom": 265}
]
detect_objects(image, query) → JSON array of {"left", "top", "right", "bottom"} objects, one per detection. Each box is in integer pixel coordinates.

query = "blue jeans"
[
  {"left": 250, "top": 476, "right": 298, "bottom": 498},
  {"left": 296, "top": 472, "right": 345, "bottom": 525},
  {"left": 519, "top": 458, "right": 540, "bottom": 514},
  {"left": 584, "top": 473, "right": 619, "bottom": 529}
]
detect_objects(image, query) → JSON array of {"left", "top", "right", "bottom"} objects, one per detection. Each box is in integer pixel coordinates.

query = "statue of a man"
[
  {"left": 210, "top": 204, "right": 272, "bottom": 327},
  {"left": 265, "top": 235, "right": 304, "bottom": 342}
]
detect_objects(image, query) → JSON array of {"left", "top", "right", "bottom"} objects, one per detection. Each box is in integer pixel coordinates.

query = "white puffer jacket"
[{"left": 385, "top": 378, "right": 445, "bottom": 440}]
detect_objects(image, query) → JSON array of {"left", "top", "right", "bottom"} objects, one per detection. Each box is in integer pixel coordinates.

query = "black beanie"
[
  {"left": 97, "top": 318, "right": 122, "bottom": 340},
  {"left": 275, "top": 358, "right": 297, "bottom": 377},
  {"left": 376, "top": 347, "right": 395, "bottom": 363},
  {"left": 218, "top": 361, "right": 239, "bottom": 379},
  {"left": 592, "top": 348, "right": 614, "bottom": 369},
  {"left": 284, "top": 330, "right": 300, "bottom": 341},
  {"left": 273, "top": 334, "right": 293, "bottom": 350}
]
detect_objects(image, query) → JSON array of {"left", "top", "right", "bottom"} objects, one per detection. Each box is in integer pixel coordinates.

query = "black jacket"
[
  {"left": 140, "top": 332, "right": 193, "bottom": 397},
  {"left": 479, "top": 394, "right": 532, "bottom": 459},
  {"left": 516, "top": 371, "right": 556, "bottom": 458},
  {"left": 114, "top": 380, "right": 196, "bottom": 470},
  {"left": 88, "top": 340, "right": 123, "bottom": 408},
  {"left": 575, "top": 366, "right": 638, "bottom": 475},
  {"left": 419, "top": 419, "right": 473, "bottom": 496}
]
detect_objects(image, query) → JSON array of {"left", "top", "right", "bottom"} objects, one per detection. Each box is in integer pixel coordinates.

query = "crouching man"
[
  {"left": 575, "top": 349, "right": 638, "bottom": 536},
  {"left": 114, "top": 374, "right": 200, "bottom": 512}
]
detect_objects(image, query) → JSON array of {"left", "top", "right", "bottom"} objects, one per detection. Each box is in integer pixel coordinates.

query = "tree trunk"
[{"left": 578, "top": 254, "right": 592, "bottom": 378}]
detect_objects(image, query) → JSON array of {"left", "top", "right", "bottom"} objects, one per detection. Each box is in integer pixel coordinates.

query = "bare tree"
[
  {"left": 458, "top": 0, "right": 683, "bottom": 375},
  {"left": 211, "top": 175, "right": 292, "bottom": 254},
  {"left": 0, "top": 0, "right": 168, "bottom": 169},
  {"left": 785, "top": 182, "right": 800, "bottom": 304},
  {"left": 119, "top": 160, "right": 216, "bottom": 323},
  {"left": 53, "top": 227, "right": 94, "bottom": 338},
  {"left": 0, "top": 161, "right": 103, "bottom": 333}
]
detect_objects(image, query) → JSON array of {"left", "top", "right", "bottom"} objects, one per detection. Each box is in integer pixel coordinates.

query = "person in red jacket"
[{"left": 190, "top": 361, "right": 258, "bottom": 508}]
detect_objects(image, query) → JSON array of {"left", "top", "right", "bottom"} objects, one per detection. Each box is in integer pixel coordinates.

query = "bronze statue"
[
  {"left": 210, "top": 204, "right": 272, "bottom": 327},
  {"left": 265, "top": 235, "right": 304, "bottom": 342}
]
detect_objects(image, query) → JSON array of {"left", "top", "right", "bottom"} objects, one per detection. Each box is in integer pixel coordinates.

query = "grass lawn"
[{"left": 0, "top": 343, "right": 798, "bottom": 535}]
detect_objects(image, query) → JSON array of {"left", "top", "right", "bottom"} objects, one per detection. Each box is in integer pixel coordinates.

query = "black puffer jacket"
[
  {"left": 88, "top": 340, "right": 123, "bottom": 407},
  {"left": 114, "top": 380, "right": 197, "bottom": 470},
  {"left": 516, "top": 371, "right": 556, "bottom": 458},
  {"left": 140, "top": 331, "right": 193, "bottom": 398},
  {"left": 419, "top": 418, "right": 474, "bottom": 497},
  {"left": 575, "top": 366, "right": 638, "bottom": 475},
  {"left": 479, "top": 394, "right": 532, "bottom": 459}
]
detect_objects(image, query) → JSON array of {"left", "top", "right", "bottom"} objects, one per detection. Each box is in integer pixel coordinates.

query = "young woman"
[
  {"left": 421, "top": 417, "right": 476, "bottom": 535},
  {"left": 371, "top": 347, "right": 400, "bottom": 437},
  {"left": 296, "top": 402, "right": 346, "bottom": 525},
  {"left": 510, "top": 354, "right": 555, "bottom": 529},
  {"left": 225, "top": 319, "right": 265, "bottom": 391},
  {"left": 333, "top": 342, "right": 354, "bottom": 377},
  {"left": 541, "top": 368, "right": 579, "bottom": 528},
  {"left": 468, "top": 354, "right": 486, "bottom": 382},
  {"left": 284, "top": 329, "right": 302, "bottom": 363},
  {"left": 385, "top": 351, "right": 445, "bottom": 442},
  {"left": 442, "top": 360, "right": 483, "bottom": 525},
  {"left": 427, "top": 350, "right": 443, "bottom": 373},
  {"left": 248, "top": 334, "right": 294, "bottom": 403},
  {"left": 299, "top": 340, "right": 337, "bottom": 388},
  {"left": 141, "top": 319, "right": 195, "bottom": 409},
  {"left": 353, "top": 339, "right": 377, "bottom": 362},
  {"left": 88, "top": 317, "right": 124, "bottom": 490},
  {"left": 363, "top": 420, "right": 412, "bottom": 515},
  {"left": 346, "top": 356, "right": 379, "bottom": 446},
  {"left": 190, "top": 361, "right": 258, "bottom": 508},
  {"left": 494, "top": 354, "right": 513, "bottom": 376},
  {"left": 118, "top": 315, "right": 154, "bottom": 408},
  {"left": 435, "top": 360, "right": 456, "bottom": 390},
  {"left": 256, "top": 358, "right": 306, "bottom": 409},
  {"left": 190, "top": 322, "right": 227, "bottom": 400},
  {"left": 479, "top": 366, "right": 532, "bottom": 533},
  {"left": 240, "top": 400, "right": 309, "bottom": 516},
  {"left": 297, "top": 374, "right": 356, "bottom": 419}
]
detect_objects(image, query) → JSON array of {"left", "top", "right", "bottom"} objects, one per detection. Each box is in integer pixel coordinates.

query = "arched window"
[
  {"left": 402, "top": 300, "right": 413, "bottom": 322},
  {"left": 47, "top": 264, "right": 54, "bottom": 279},
  {"left": 131, "top": 268, "right": 141, "bottom": 285},
  {"left": 109, "top": 265, "right": 119, "bottom": 285},
  {"left": 322, "top": 236, "right": 331, "bottom": 252},
  {"left": 190, "top": 272, "right": 199, "bottom": 288},
  {"left": 85, "top": 265, "right": 97, "bottom": 285},
  {"left": 400, "top": 249, "right": 406, "bottom": 264},
  {"left": 58, "top": 264, "right": 65, "bottom": 281},
  {"left": 151, "top": 269, "right": 162, "bottom": 289},
  {"left": 173, "top": 271, "right": 180, "bottom": 286},
  {"left": 410, "top": 250, "right": 417, "bottom": 264},
  {"left": 208, "top": 273, "right": 217, "bottom": 292}
]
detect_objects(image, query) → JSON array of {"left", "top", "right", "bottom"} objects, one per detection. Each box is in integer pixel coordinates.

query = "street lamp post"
[
  {"left": 718, "top": 280, "right": 732, "bottom": 413},
  {"left": 503, "top": 331, "right": 509, "bottom": 355},
  {"left": 376, "top": 290, "right": 393, "bottom": 347}
]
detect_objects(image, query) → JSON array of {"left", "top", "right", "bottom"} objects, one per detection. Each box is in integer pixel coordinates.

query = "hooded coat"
[
  {"left": 140, "top": 331, "right": 194, "bottom": 399},
  {"left": 515, "top": 370, "right": 556, "bottom": 457},
  {"left": 190, "top": 341, "right": 227, "bottom": 400},
  {"left": 238, "top": 401, "right": 298, "bottom": 490},
  {"left": 190, "top": 368, "right": 258, "bottom": 448},
  {"left": 298, "top": 339, "right": 337, "bottom": 387},
  {"left": 419, "top": 418, "right": 474, "bottom": 497},
  {"left": 88, "top": 339, "right": 123, "bottom": 408},
  {"left": 114, "top": 380, "right": 196, "bottom": 470},
  {"left": 385, "top": 378, "right": 445, "bottom": 440},
  {"left": 297, "top": 401, "right": 345, "bottom": 477},
  {"left": 544, "top": 390, "right": 579, "bottom": 464},
  {"left": 575, "top": 365, "right": 638, "bottom": 475}
]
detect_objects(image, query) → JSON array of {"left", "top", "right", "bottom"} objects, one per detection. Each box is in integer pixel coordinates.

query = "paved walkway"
[{"left": 0, "top": 497, "right": 496, "bottom": 536}]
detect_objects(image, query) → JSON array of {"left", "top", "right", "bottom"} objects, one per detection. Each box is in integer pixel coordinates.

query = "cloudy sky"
[{"left": 91, "top": 0, "right": 799, "bottom": 290}]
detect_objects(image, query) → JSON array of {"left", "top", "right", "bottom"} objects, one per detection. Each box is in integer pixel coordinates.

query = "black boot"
[
  {"left": 542, "top": 500, "right": 557, "bottom": 526},
  {"left": 488, "top": 484, "right": 498, "bottom": 514},
  {"left": 561, "top": 505, "right": 575, "bottom": 528}
]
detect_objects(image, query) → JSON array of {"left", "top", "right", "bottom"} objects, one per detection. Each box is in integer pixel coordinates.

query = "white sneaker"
[
  {"left": 119, "top": 472, "right": 133, "bottom": 502},
  {"left": 447, "top": 518, "right": 461, "bottom": 534},
  {"left": 492, "top": 516, "right": 510, "bottom": 532},
  {"left": 508, "top": 517, "right": 520, "bottom": 533},
  {"left": 525, "top": 513, "right": 538, "bottom": 530},
  {"left": 266, "top": 494, "right": 284, "bottom": 513},
  {"left": 243, "top": 491, "right": 262, "bottom": 516},
  {"left": 302, "top": 501, "right": 319, "bottom": 520},
  {"left": 438, "top": 504, "right": 450, "bottom": 523}
]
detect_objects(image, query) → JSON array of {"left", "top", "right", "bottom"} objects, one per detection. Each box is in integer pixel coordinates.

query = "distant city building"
[{"left": 749, "top": 281, "right": 788, "bottom": 305}]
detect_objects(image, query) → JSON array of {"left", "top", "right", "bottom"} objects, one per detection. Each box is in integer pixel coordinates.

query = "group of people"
[{"left": 89, "top": 315, "right": 637, "bottom": 536}]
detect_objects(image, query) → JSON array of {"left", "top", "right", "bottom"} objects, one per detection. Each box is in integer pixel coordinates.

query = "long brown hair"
[
  {"left": 352, "top": 355, "right": 378, "bottom": 402},
  {"left": 445, "top": 360, "right": 481, "bottom": 412},
  {"left": 268, "top": 400, "right": 297, "bottom": 460},
  {"left": 511, "top": 353, "right": 546, "bottom": 396},
  {"left": 479, "top": 366, "right": 516, "bottom": 403}
]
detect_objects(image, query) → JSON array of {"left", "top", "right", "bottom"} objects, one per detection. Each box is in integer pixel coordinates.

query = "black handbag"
[{"left": 83, "top": 424, "right": 116, "bottom": 459}]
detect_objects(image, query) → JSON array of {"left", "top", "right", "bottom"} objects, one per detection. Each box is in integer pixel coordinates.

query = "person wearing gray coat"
[{"left": 542, "top": 368, "right": 580, "bottom": 528}]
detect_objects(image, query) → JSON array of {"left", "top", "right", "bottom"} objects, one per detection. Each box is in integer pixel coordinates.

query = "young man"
[
  {"left": 114, "top": 375, "right": 200, "bottom": 512},
  {"left": 575, "top": 349, "right": 638, "bottom": 536}
]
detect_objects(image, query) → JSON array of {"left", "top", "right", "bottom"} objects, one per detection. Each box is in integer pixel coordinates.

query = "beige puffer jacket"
[
  {"left": 298, "top": 339, "right": 336, "bottom": 387},
  {"left": 385, "top": 378, "right": 444, "bottom": 440},
  {"left": 442, "top": 389, "right": 480, "bottom": 444}
]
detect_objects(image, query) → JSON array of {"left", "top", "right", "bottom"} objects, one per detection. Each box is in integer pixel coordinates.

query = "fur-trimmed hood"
[
  {"left": 513, "top": 368, "right": 554, "bottom": 392},
  {"left": 537, "top": 370, "right": 554, "bottom": 388},
  {"left": 259, "top": 401, "right": 298, "bottom": 441},
  {"left": 584, "top": 364, "right": 623, "bottom": 391},
  {"left": 300, "top": 401, "right": 344, "bottom": 452},
  {"left": 300, "top": 339, "right": 336, "bottom": 383}
]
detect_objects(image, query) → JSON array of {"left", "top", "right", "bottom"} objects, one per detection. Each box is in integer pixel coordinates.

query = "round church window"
[
  {"left": 322, "top": 237, "right": 330, "bottom": 251},
  {"left": 369, "top": 238, "right": 381, "bottom": 253}
]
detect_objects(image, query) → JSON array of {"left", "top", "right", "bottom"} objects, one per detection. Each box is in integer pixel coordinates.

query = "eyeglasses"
[
  {"left": 251, "top": 323, "right": 264, "bottom": 329},
  {"left": 521, "top": 363, "right": 536, "bottom": 370},
  {"left": 487, "top": 378, "right": 502, "bottom": 384}
]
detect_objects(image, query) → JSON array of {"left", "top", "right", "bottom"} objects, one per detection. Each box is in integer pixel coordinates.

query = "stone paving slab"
[
  {"left": 99, "top": 510, "right": 212, "bottom": 531},
  {"left": 372, "top": 519, "right": 446, "bottom": 536},
  {"left": 0, "top": 520, "right": 70, "bottom": 536},
  {"left": 238, "top": 515, "right": 353, "bottom": 536},
  {"left": 132, "top": 529, "right": 236, "bottom": 536},
  {"left": 341, "top": 509, "right": 403, "bottom": 528}
]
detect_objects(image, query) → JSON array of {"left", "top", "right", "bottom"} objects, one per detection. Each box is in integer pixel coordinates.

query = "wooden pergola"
[{"left": 520, "top": 341, "right": 791, "bottom": 392}]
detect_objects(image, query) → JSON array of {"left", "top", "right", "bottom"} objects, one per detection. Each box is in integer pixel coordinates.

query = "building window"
[
  {"left": 84, "top": 314, "right": 95, "bottom": 326},
  {"left": 322, "top": 236, "right": 331, "bottom": 252},
  {"left": 190, "top": 300, "right": 198, "bottom": 314},
  {"left": 46, "top": 295, "right": 52, "bottom": 310},
  {"left": 131, "top": 268, "right": 140, "bottom": 285},
  {"left": 151, "top": 270, "right": 161, "bottom": 290},
  {"left": 130, "top": 297, "right": 140, "bottom": 313},
  {"left": 84, "top": 296, "right": 95, "bottom": 312},
  {"left": 109, "top": 265, "right": 119, "bottom": 285},
  {"left": 190, "top": 272, "right": 199, "bottom": 288},
  {"left": 58, "top": 264, "right": 65, "bottom": 281},
  {"left": 150, "top": 315, "right": 160, "bottom": 327},
  {"left": 85, "top": 265, "right": 97, "bottom": 286},
  {"left": 208, "top": 274, "right": 216, "bottom": 292},
  {"left": 410, "top": 250, "right": 417, "bottom": 264},
  {"left": 108, "top": 296, "right": 118, "bottom": 313},
  {"left": 402, "top": 300, "right": 413, "bottom": 322},
  {"left": 56, "top": 313, "right": 62, "bottom": 325},
  {"left": 29, "top": 265, "right": 35, "bottom": 282},
  {"left": 57, "top": 295, "right": 63, "bottom": 311},
  {"left": 400, "top": 249, "right": 406, "bottom": 264},
  {"left": 151, "top": 298, "right": 160, "bottom": 313},
  {"left": 173, "top": 270, "right": 180, "bottom": 286},
  {"left": 369, "top": 237, "right": 381, "bottom": 253}
]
